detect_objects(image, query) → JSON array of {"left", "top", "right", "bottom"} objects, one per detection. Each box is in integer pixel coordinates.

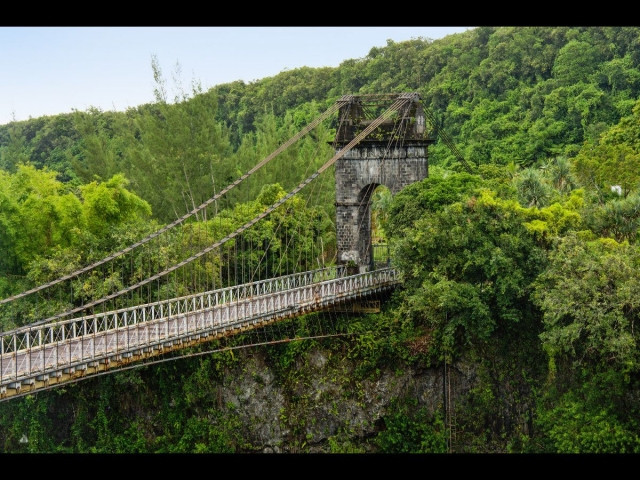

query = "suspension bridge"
[{"left": 0, "top": 92, "right": 453, "bottom": 401}]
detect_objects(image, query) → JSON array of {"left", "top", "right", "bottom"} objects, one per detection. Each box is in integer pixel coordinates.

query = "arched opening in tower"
[{"left": 370, "top": 184, "right": 392, "bottom": 269}]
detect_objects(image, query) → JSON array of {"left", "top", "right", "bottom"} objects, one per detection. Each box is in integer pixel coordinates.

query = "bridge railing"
[
  {"left": 0, "top": 267, "right": 400, "bottom": 391},
  {"left": 0, "top": 265, "right": 349, "bottom": 355}
]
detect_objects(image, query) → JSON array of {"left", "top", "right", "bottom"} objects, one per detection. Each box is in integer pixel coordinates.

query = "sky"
[{"left": 0, "top": 26, "right": 473, "bottom": 126}]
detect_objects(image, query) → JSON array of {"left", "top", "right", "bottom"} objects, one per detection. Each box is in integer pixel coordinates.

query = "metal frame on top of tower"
[{"left": 334, "top": 92, "right": 436, "bottom": 144}]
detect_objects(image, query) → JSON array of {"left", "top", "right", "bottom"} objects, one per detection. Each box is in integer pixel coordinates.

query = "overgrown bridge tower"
[{"left": 334, "top": 93, "right": 436, "bottom": 272}]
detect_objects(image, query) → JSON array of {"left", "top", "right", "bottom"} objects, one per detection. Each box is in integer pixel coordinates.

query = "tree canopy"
[{"left": 2, "top": 26, "right": 640, "bottom": 453}]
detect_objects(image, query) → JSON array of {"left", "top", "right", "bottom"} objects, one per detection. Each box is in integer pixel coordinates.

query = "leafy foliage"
[
  {"left": 534, "top": 375, "right": 640, "bottom": 453},
  {"left": 391, "top": 186, "right": 547, "bottom": 358},
  {"left": 375, "top": 398, "right": 447, "bottom": 453},
  {"left": 3, "top": 26, "right": 640, "bottom": 453},
  {"left": 533, "top": 235, "right": 640, "bottom": 375}
]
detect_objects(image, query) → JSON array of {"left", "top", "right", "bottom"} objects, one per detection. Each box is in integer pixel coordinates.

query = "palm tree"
[
  {"left": 550, "top": 156, "right": 577, "bottom": 193},
  {"left": 515, "top": 167, "right": 551, "bottom": 208}
]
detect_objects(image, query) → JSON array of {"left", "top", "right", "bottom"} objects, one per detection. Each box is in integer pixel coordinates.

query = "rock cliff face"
[{"left": 215, "top": 346, "right": 477, "bottom": 453}]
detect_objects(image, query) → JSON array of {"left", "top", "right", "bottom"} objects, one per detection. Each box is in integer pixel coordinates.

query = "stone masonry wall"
[{"left": 335, "top": 142, "right": 428, "bottom": 268}]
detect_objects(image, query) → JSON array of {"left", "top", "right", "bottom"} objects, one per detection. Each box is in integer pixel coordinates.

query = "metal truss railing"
[{"left": 1, "top": 267, "right": 399, "bottom": 393}]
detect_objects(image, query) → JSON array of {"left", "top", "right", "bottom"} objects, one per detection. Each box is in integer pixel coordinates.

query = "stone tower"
[{"left": 333, "top": 93, "right": 436, "bottom": 271}]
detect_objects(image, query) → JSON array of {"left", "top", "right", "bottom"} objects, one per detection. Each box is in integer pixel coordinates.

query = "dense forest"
[{"left": 1, "top": 26, "right": 640, "bottom": 453}]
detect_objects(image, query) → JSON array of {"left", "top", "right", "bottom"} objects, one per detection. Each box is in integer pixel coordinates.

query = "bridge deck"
[{"left": 0, "top": 267, "right": 399, "bottom": 401}]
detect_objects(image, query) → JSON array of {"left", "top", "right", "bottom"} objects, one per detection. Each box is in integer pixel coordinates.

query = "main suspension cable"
[
  {"left": 31, "top": 96, "right": 410, "bottom": 326},
  {"left": 0, "top": 101, "right": 343, "bottom": 305}
]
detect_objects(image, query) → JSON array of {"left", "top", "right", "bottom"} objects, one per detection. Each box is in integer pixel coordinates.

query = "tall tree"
[
  {"left": 531, "top": 235, "right": 640, "bottom": 453},
  {"left": 126, "top": 57, "right": 233, "bottom": 223}
]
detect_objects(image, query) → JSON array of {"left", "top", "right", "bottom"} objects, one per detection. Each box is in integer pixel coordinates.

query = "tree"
[
  {"left": 0, "top": 170, "right": 20, "bottom": 279},
  {"left": 572, "top": 98, "right": 640, "bottom": 197},
  {"left": 548, "top": 155, "right": 577, "bottom": 193},
  {"left": 552, "top": 40, "right": 604, "bottom": 86},
  {"left": 532, "top": 234, "right": 640, "bottom": 453},
  {"left": 131, "top": 86, "right": 232, "bottom": 223},
  {"left": 390, "top": 188, "right": 547, "bottom": 356},
  {"left": 586, "top": 193, "right": 640, "bottom": 243},
  {"left": 80, "top": 173, "right": 151, "bottom": 238},
  {"left": 5, "top": 164, "right": 85, "bottom": 267},
  {"left": 0, "top": 121, "right": 30, "bottom": 172},
  {"left": 514, "top": 167, "right": 552, "bottom": 208},
  {"left": 533, "top": 235, "right": 640, "bottom": 375},
  {"left": 573, "top": 142, "right": 640, "bottom": 196},
  {"left": 385, "top": 172, "right": 484, "bottom": 237},
  {"left": 71, "top": 108, "right": 123, "bottom": 184}
]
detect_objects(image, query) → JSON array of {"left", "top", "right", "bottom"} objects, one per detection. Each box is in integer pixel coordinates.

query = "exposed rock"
[{"left": 217, "top": 345, "right": 477, "bottom": 452}]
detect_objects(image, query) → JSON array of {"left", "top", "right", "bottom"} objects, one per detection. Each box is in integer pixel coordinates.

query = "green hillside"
[{"left": 1, "top": 26, "right": 640, "bottom": 453}]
